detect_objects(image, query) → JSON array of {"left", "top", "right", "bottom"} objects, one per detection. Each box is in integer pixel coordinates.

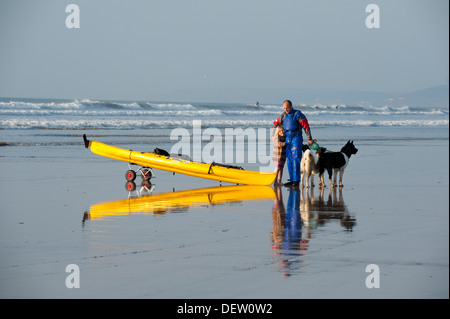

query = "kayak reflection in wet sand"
[{"left": 83, "top": 185, "right": 276, "bottom": 221}]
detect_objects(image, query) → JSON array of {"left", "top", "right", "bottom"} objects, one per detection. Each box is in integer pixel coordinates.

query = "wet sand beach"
[{"left": 0, "top": 127, "right": 448, "bottom": 299}]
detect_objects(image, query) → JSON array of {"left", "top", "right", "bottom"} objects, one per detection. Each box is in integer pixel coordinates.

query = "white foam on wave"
[
  {"left": 1, "top": 117, "right": 448, "bottom": 130},
  {"left": 152, "top": 103, "right": 196, "bottom": 110},
  {"left": 0, "top": 100, "right": 83, "bottom": 110},
  {"left": 312, "top": 119, "right": 449, "bottom": 127}
]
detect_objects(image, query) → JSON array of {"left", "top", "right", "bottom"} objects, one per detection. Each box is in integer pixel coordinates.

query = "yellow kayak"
[
  {"left": 84, "top": 185, "right": 276, "bottom": 220},
  {"left": 83, "top": 134, "right": 276, "bottom": 185}
]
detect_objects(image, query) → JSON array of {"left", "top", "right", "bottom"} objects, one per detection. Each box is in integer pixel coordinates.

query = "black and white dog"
[{"left": 317, "top": 141, "right": 358, "bottom": 188}]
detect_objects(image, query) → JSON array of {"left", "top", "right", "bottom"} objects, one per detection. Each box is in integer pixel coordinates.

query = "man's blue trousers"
[{"left": 285, "top": 131, "right": 302, "bottom": 182}]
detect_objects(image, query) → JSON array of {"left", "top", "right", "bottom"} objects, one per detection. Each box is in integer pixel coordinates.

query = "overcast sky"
[{"left": 0, "top": 0, "right": 448, "bottom": 101}]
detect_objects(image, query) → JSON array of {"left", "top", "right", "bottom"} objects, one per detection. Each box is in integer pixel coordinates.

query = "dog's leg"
[
  {"left": 331, "top": 168, "right": 339, "bottom": 188},
  {"left": 339, "top": 168, "right": 345, "bottom": 188},
  {"left": 306, "top": 171, "right": 311, "bottom": 188},
  {"left": 318, "top": 173, "right": 325, "bottom": 187},
  {"left": 300, "top": 157, "right": 306, "bottom": 188},
  {"left": 328, "top": 168, "right": 334, "bottom": 189},
  {"left": 300, "top": 171, "right": 305, "bottom": 188},
  {"left": 305, "top": 156, "right": 311, "bottom": 188}
]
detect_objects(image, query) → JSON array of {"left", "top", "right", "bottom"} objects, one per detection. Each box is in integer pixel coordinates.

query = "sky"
[{"left": 0, "top": 0, "right": 448, "bottom": 101}]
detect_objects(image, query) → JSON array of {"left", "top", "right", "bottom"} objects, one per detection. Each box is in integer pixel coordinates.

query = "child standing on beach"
[{"left": 272, "top": 119, "right": 286, "bottom": 186}]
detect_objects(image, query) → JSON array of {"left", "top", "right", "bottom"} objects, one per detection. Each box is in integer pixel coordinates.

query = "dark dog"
[{"left": 317, "top": 141, "right": 358, "bottom": 188}]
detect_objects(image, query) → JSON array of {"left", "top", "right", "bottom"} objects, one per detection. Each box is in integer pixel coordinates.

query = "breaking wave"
[{"left": 0, "top": 97, "right": 448, "bottom": 130}]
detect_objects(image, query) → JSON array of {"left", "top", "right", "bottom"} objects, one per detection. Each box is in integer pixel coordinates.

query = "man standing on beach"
[{"left": 279, "top": 100, "right": 314, "bottom": 187}]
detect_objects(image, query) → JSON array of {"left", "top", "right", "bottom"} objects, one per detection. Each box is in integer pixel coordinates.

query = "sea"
[
  {"left": 0, "top": 96, "right": 448, "bottom": 163},
  {"left": 1, "top": 97, "right": 448, "bottom": 130}
]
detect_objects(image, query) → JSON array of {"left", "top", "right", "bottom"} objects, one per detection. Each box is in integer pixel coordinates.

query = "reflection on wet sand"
[
  {"left": 301, "top": 187, "right": 356, "bottom": 231},
  {"left": 271, "top": 187, "right": 309, "bottom": 276},
  {"left": 271, "top": 186, "right": 356, "bottom": 276},
  {"left": 83, "top": 185, "right": 276, "bottom": 221}
]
